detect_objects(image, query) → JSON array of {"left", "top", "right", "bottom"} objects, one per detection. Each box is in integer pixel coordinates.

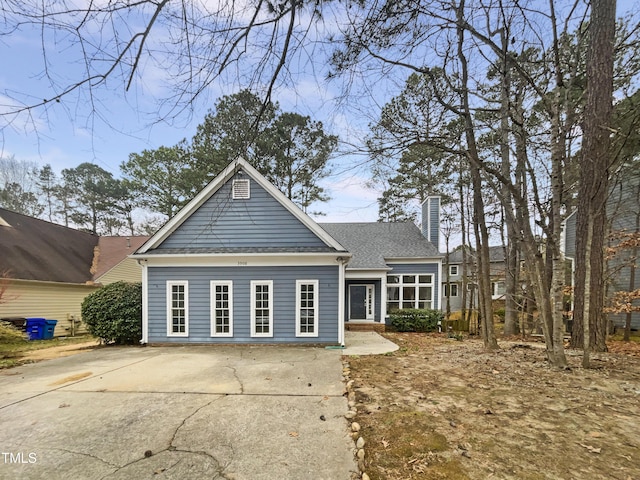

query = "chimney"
[{"left": 421, "top": 196, "right": 440, "bottom": 251}]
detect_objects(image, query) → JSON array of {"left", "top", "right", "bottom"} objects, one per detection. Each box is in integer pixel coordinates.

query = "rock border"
[{"left": 343, "top": 359, "right": 370, "bottom": 480}]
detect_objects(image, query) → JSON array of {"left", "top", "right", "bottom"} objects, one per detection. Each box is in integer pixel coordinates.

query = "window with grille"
[
  {"left": 211, "top": 281, "right": 233, "bottom": 337},
  {"left": 297, "top": 280, "right": 319, "bottom": 337},
  {"left": 167, "top": 281, "right": 188, "bottom": 336},
  {"left": 251, "top": 281, "right": 273, "bottom": 337},
  {"left": 386, "top": 274, "right": 434, "bottom": 313}
]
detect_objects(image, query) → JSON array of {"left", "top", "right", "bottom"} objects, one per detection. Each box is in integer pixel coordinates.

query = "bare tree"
[
  {"left": 574, "top": 0, "right": 617, "bottom": 366},
  {"left": 0, "top": 1, "right": 327, "bottom": 134}
]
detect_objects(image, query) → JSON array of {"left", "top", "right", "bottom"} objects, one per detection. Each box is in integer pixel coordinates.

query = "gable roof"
[
  {"left": 319, "top": 222, "right": 441, "bottom": 269},
  {"left": 0, "top": 208, "right": 98, "bottom": 284},
  {"left": 447, "top": 245, "right": 505, "bottom": 264},
  {"left": 136, "top": 157, "right": 347, "bottom": 255},
  {"left": 92, "top": 236, "right": 149, "bottom": 280}
]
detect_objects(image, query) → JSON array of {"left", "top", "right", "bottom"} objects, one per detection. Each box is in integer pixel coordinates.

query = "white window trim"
[
  {"left": 449, "top": 265, "right": 459, "bottom": 276},
  {"left": 167, "top": 281, "right": 189, "bottom": 337},
  {"left": 386, "top": 273, "right": 434, "bottom": 313},
  {"left": 251, "top": 280, "right": 274, "bottom": 338},
  {"left": 445, "top": 283, "right": 459, "bottom": 298},
  {"left": 296, "top": 279, "right": 319, "bottom": 337},
  {"left": 210, "top": 281, "right": 233, "bottom": 337}
]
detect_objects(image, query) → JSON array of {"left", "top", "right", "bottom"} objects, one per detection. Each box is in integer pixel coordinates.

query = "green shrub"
[
  {"left": 390, "top": 309, "right": 444, "bottom": 332},
  {"left": 81, "top": 281, "right": 142, "bottom": 344},
  {"left": 0, "top": 322, "right": 28, "bottom": 343}
]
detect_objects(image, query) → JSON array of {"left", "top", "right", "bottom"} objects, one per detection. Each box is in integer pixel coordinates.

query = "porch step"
[{"left": 345, "top": 323, "right": 386, "bottom": 333}]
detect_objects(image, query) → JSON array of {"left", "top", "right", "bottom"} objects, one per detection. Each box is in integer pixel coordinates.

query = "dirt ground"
[
  {"left": 15, "top": 340, "right": 99, "bottom": 362},
  {"left": 346, "top": 333, "right": 640, "bottom": 480}
]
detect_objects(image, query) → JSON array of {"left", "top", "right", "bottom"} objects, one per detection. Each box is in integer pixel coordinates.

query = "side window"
[
  {"left": 251, "top": 281, "right": 273, "bottom": 337},
  {"left": 167, "top": 281, "right": 188, "bottom": 337},
  {"left": 211, "top": 281, "right": 233, "bottom": 337},
  {"left": 297, "top": 280, "right": 319, "bottom": 337}
]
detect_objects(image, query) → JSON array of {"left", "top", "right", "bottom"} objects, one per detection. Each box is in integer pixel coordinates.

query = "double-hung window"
[
  {"left": 211, "top": 281, "right": 233, "bottom": 337},
  {"left": 444, "top": 283, "right": 459, "bottom": 297},
  {"left": 296, "top": 280, "right": 319, "bottom": 337},
  {"left": 251, "top": 280, "right": 273, "bottom": 337},
  {"left": 167, "top": 281, "right": 188, "bottom": 337},
  {"left": 386, "top": 274, "right": 434, "bottom": 313}
]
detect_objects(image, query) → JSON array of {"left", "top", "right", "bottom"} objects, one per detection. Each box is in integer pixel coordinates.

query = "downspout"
[
  {"left": 138, "top": 259, "right": 148, "bottom": 344},
  {"left": 437, "top": 257, "right": 443, "bottom": 311},
  {"left": 337, "top": 256, "right": 349, "bottom": 347}
]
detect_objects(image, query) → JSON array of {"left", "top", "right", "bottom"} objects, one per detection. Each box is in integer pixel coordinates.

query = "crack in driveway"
[
  {"left": 0, "top": 347, "right": 356, "bottom": 479},
  {"left": 227, "top": 366, "right": 244, "bottom": 394}
]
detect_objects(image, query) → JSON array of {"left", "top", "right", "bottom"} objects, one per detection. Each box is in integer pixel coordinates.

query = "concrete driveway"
[{"left": 0, "top": 345, "right": 358, "bottom": 480}]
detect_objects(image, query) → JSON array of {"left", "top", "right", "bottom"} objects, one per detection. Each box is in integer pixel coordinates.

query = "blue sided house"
[{"left": 133, "top": 158, "right": 443, "bottom": 345}]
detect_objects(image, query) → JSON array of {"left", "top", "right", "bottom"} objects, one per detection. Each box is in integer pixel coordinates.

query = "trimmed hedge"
[
  {"left": 81, "top": 281, "right": 142, "bottom": 344},
  {"left": 390, "top": 308, "right": 444, "bottom": 332}
]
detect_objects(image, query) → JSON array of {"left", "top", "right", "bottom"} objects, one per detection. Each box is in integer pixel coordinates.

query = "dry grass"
[
  {"left": 346, "top": 332, "right": 640, "bottom": 480},
  {"left": 0, "top": 334, "right": 96, "bottom": 369}
]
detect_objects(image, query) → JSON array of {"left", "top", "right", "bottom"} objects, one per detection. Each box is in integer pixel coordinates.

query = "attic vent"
[{"left": 232, "top": 179, "right": 250, "bottom": 199}]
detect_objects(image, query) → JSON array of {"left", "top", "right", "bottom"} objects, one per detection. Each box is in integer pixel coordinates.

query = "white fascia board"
[
  {"left": 140, "top": 252, "right": 351, "bottom": 268},
  {"left": 385, "top": 257, "right": 444, "bottom": 264}
]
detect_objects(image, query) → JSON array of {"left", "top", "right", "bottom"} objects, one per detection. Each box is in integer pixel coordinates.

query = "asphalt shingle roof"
[
  {"left": 93, "top": 236, "right": 149, "bottom": 280},
  {"left": 447, "top": 245, "right": 505, "bottom": 264},
  {"left": 0, "top": 208, "right": 98, "bottom": 284},
  {"left": 319, "top": 222, "right": 441, "bottom": 269}
]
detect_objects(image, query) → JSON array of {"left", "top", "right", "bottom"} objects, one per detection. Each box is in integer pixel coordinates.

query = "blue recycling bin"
[
  {"left": 26, "top": 318, "right": 47, "bottom": 340},
  {"left": 43, "top": 320, "right": 58, "bottom": 340}
]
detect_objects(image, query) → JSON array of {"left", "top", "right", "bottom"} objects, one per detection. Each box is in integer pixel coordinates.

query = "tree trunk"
[
  {"left": 498, "top": 27, "right": 519, "bottom": 336},
  {"left": 550, "top": 91, "right": 569, "bottom": 367},
  {"left": 460, "top": 170, "right": 469, "bottom": 326},
  {"left": 573, "top": 0, "right": 616, "bottom": 354},
  {"left": 456, "top": 0, "right": 498, "bottom": 350},
  {"left": 583, "top": 215, "right": 593, "bottom": 367},
  {"left": 508, "top": 82, "right": 567, "bottom": 366}
]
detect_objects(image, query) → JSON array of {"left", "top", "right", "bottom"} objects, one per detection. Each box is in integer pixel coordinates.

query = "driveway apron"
[{"left": 0, "top": 345, "right": 356, "bottom": 480}]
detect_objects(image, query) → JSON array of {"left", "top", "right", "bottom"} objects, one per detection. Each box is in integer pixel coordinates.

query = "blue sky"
[
  {"left": 1, "top": 1, "right": 637, "bottom": 225},
  {"left": 0, "top": 3, "right": 381, "bottom": 223}
]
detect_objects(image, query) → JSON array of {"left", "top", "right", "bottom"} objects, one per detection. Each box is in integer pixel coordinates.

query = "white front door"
[{"left": 349, "top": 284, "right": 375, "bottom": 321}]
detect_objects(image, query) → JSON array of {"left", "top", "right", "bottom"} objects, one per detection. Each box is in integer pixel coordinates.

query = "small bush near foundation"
[
  {"left": 390, "top": 309, "right": 444, "bottom": 332},
  {"left": 82, "top": 281, "right": 142, "bottom": 344}
]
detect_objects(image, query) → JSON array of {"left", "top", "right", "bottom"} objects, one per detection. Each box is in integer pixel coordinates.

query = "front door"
[{"left": 349, "top": 284, "right": 375, "bottom": 321}]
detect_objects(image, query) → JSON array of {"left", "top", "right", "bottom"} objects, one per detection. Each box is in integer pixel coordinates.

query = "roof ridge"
[{"left": 0, "top": 208, "right": 98, "bottom": 238}]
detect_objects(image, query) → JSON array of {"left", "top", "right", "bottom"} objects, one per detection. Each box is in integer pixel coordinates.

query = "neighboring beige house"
[
  {"left": 92, "top": 236, "right": 149, "bottom": 285},
  {"left": 0, "top": 208, "right": 148, "bottom": 336}
]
